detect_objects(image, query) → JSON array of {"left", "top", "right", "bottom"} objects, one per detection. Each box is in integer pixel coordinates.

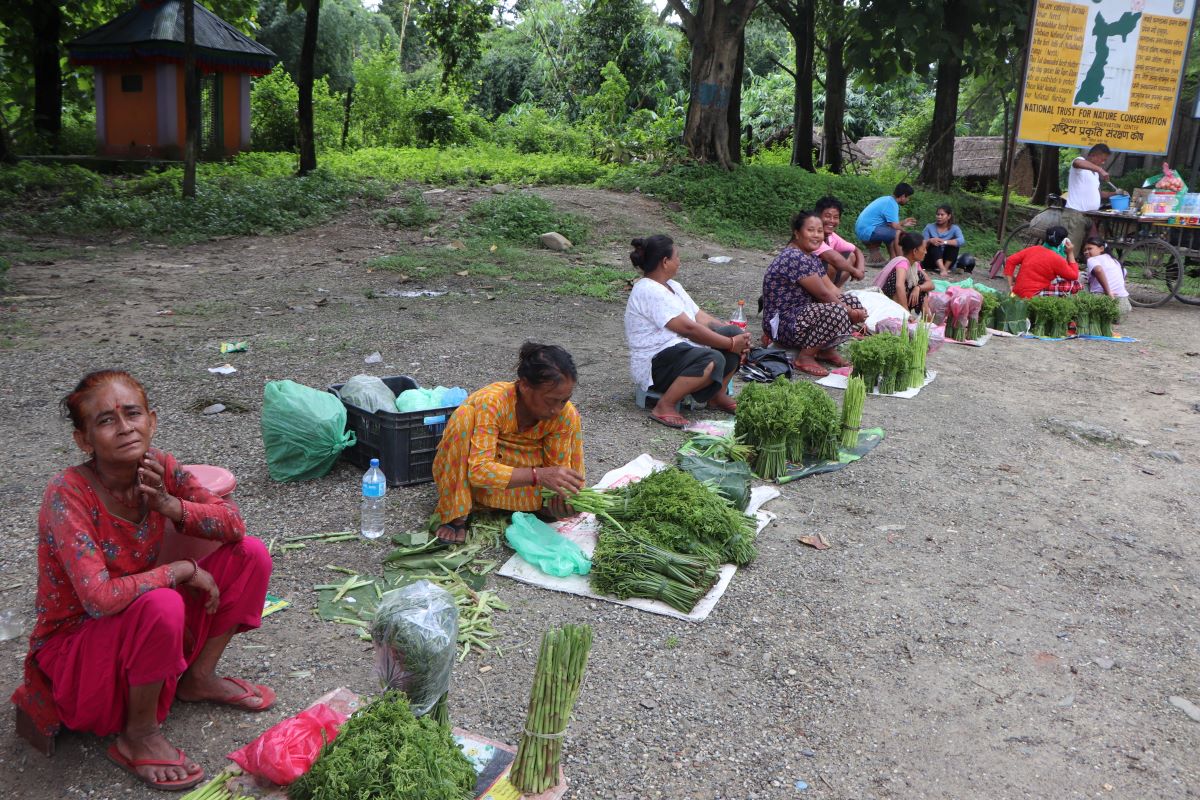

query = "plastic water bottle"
[
  {"left": 360, "top": 458, "right": 386, "bottom": 539},
  {"left": 729, "top": 299, "right": 747, "bottom": 329}
]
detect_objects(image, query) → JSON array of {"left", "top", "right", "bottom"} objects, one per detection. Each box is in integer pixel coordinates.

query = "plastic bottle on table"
[
  {"left": 360, "top": 458, "right": 387, "bottom": 539},
  {"left": 729, "top": 299, "right": 747, "bottom": 329}
]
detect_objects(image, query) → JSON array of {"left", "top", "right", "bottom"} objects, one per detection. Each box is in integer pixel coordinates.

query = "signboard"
[{"left": 1017, "top": 0, "right": 1196, "bottom": 154}]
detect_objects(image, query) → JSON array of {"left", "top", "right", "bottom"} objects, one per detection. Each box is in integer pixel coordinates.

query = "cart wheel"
[
  {"left": 1118, "top": 238, "right": 1181, "bottom": 308},
  {"left": 1172, "top": 255, "right": 1200, "bottom": 305}
]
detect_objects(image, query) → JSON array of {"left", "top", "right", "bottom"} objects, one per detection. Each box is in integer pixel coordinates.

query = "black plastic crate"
[{"left": 329, "top": 376, "right": 460, "bottom": 487}]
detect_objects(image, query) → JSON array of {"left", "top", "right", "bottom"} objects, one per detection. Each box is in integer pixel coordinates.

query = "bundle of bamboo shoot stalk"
[
  {"left": 510, "top": 624, "right": 594, "bottom": 794},
  {"left": 839, "top": 375, "right": 866, "bottom": 449}
]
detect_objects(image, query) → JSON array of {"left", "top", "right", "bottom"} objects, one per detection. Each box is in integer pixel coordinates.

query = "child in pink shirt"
[{"left": 814, "top": 196, "right": 866, "bottom": 287}]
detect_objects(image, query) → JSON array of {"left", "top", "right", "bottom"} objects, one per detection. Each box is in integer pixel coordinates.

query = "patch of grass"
[
  {"left": 323, "top": 145, "right": 613, "bottom": 187},
  {"left": 665, "top": 635, "right": 680, "bottom": 649},
  {"left": 372, "top": 189, "right": 441, "bottom": 228},
  {"left": 367, "top": 238, "right": 629, "bottom": 299},
  {"left": 468, "top": 191, "right": 590, "bottom": 247},
  {"left": 174, "top": 300, "right": 238, "bottom": 317},
  {"left": 601, "top": 163, "right": 1004, "bottom": 255}
]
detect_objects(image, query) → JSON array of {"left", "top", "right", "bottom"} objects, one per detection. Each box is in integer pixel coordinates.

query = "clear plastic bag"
[
  {"left": 338, "top": 375, "right": 397, "bottom": 414},
  {"left": 226, "top": 703, "right": 347, "bottom": 785},
  {"left": 371, "top": 580, "right": 458, "bottom": 717},
  {"left": 505, "top": 512, "right": 591, "bottom": 577},
  {"left": 261, "top": 381, "right": 355, "bottom": 482}
]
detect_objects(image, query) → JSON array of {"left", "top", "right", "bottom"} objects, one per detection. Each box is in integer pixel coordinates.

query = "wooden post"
[{"left": 183, "top": 0, "right": 197, "bottom": 198}]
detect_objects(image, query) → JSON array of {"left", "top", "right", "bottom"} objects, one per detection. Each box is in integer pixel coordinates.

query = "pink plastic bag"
[
  {"left": 924, "top": 291, "right": 949, "bottom": 324},
  {"left": 965, "top": 289, "right": 983, "bottom": 322},
  {"left": 227, "top": 703, "right": 348, "bottom": 786}
]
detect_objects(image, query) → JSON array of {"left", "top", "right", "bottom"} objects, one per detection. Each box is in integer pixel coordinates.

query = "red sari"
[{"left": 11, "top": 449, "right": 271, "bottom": 737}]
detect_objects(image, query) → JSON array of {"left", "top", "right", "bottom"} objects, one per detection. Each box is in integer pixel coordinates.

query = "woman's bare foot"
[
  {"left": 709, "top": 394, "right": 736, "bottom": 414},
  {"left": 435, "top": 517, "right": 468, "bottom": 544},
  {"left": 114, "top": 728, "right": 201, "bottom": 786},
  {"left": 177, "top": 673, "right": 270, "bottom": 709}
]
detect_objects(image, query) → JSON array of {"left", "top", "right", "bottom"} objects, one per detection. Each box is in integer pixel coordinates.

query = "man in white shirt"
[
  {"left": 1062, "top": 143, "right": 1116, "bottom": 259},
  {"left": 1066, "top": 143, "right": 1115, "bottom": 213}
]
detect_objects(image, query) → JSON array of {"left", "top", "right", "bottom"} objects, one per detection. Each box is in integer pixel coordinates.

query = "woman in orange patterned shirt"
[{"left": 431, "top": 343, "right": 585, "bottom": 543}]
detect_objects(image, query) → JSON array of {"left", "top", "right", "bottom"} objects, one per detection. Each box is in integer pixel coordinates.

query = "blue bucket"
[{"left": 1110, "top": 194, "right": 1131, "bottom": 212}]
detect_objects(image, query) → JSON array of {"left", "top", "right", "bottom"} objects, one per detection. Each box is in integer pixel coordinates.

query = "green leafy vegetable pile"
[
  {"left": 1072, "top": 293, "right": 1119, "bottom": 336},
  {"left": 848, "top": 333, "right": 911, "bottom": 394},
  {"left": 606, "top": 467, "right": 758, "bottom": 566},
  {"left": 1027, "top": 296, "right": 1076, "bottom": 337},
  {"left": 678, "top": 432, "right": 752, "bottom": 463},
  {"left": 976, "top": 292, "right": 1000, "bottom": 338},
  {"left": 288, "top": 692, "right": 476, "bottom": 800},
  {"left": 590, "top": 523, "right": 721, "bottom": 612},
  {"left": 735, "top": 377, "right": 841, "bottom": 479}
]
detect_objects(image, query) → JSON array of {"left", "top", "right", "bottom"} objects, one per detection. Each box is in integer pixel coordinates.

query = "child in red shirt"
[{"left": 1004, "top": 226, "right": 1081, "bottom": 298}]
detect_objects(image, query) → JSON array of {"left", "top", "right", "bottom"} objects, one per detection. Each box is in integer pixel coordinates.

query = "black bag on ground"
[{"left": 739, "top": 347, "right": 792, "bottom": 383}]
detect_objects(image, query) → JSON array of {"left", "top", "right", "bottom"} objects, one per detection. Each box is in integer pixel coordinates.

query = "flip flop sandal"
[
  {"left": 649, "top": 412, "right": 687, "bottom": 429},
  {"left": 435, "top": 522, "right": 468, "bottom": 544},
  {"left": 106, "top": 743, "right": 205, "bottom": 792},
  {"left": 180, "top": 677, "right": 275, "bottom": 712},
  {"left": 792, "top": 361, "right": 830, "bottom": 378},
  {"left": 817, "top": 354, "right": 850, "bottom": 368}
]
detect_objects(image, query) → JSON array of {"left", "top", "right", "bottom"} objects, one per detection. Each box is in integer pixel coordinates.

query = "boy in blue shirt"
[{"left": 854, "top": 182, "right": 917, "bottom": 264}]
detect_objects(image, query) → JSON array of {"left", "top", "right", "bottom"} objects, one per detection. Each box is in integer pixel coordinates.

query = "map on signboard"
[{"left": 1073, "top": 6, "right": 1143, "bottom": 109}]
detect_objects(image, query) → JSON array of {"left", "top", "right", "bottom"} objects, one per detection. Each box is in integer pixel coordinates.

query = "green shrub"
[
  {"left": 322, "top": 145, "right": 611, "bottom": 186},
  {"left": 251, "top": 66, "right": 344, "bottom": 152},
  {"left": 0, "top": 162, "right": 103, "bottom": 202},
  {"left": 469, "top": 191, "right": 589, "bottom": 246},
  {"left": 493, "top": 106, "right": 588, "bottom": 155},
  {"left": 372, "top": 189, "right": 440, "bottom": 227}
]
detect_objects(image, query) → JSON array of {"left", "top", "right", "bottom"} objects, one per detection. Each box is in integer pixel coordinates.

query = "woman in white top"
[
  {"left": 624, "top": 235, "right": 751, "bottom": 428},
  {"left": 1081, "top": 236, "right": 1132, "bottom": 318}
]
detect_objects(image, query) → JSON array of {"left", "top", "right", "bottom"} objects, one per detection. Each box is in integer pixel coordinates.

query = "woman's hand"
[
  {"left": 137, "top": 452, "right": 175, "bottom": 514},
  {"left": 847, "top": 306, "right": 868, "bottom": 325},
  {"left": 184, "top": 565, "right": 220, "bottom": 614},
  {"left": 908, "top": 285, "right": 922, "bottom": 308},
  {"left": 729, "top": 331, "right": 751, "bottom": 353},
  {"left": 538, "top": 466, "right": 585, "bottom": 497},
  {"left": 545, "top": 494, "right": 576, "bottom": 519}
]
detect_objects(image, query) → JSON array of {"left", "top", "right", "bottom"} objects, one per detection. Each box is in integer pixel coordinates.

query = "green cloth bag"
[
  {"left": 993, "top": 296, "right": 1030, "bottom": 335},
  {"left": 261, "top": 380, "right": 356, "bottom": 482},
  {"left": 504, "top": 512, "right": 591, "bottom": 577},
  {"left": 676, "top": 454, "right": 752, "bottom": 511}
]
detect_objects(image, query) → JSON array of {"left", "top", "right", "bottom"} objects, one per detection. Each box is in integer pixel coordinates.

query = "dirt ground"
[{"left": 0, "top": 186, "right": 1198, "bottom": 800}]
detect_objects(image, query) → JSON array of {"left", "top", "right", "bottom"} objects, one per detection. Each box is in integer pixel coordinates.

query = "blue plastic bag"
[{"left": 504, "top": 512, "right": 591, "bottom": 577}]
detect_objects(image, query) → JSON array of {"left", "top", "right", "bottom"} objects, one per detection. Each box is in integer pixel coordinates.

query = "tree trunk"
[
  {"left": 1031, "top": 144, "right": 1060, "bottom": 205},
  {"left": 342, "top": 82, "right": 353, "bottom": 149},
  {"left": 918, "top": 0, "right": 969, "bottom": 190},
  {"left": 789, "top": 0, "right": 814, "bottom": 171},
  {"left": 183, "top": 0, "right": 198, "bottom": 198},
  {"left": 728, "top": 33, "right": 745, "bottom": 163},
  {"left": 297, "top": 0, "right": 320, "bottom": 175},
  {"left": 822, "top": 0, "right": 846, "bottom": 174},
  {"left": 30, "top": 2, "right": 63, "bottom": 139},
  {"left": 677, "top": 0, "right": 759, "bottom": 170}
]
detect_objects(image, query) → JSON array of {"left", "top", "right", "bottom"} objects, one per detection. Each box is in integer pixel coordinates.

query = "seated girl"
[
  {"left": 1004, "top": 226, "right": 1081, "bottom": 298},
  {"left": 813, "top": 195, "right": 866, "bottom": 287},
  {"left": 762, "top": 211, "right": 868, "bottom": 378},
  {"left": 12, "top": 371, "right": 272, "bottom": 791},
  {"left": 874, "top": 232, "right": 935, "bottom": 314},
  {"left": 432, "top": 343, "right": 585, "bottom": 543},
  {"left": 625, "top": 234, "right": 751, "bottom": 428},
  {"left": 1082, "top": 236, "right": 1132, "bottom": 318},
  {"left": 921, "top": 205, "right": 965, "bottom": 277}
]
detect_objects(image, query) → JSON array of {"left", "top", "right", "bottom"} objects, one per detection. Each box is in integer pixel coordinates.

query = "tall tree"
[
  {"left": 287, "top": 0, "right": 321, "bottom": 175},
  {"left": 572, "top": 0, "right": 654, "bottom": 109},
  {"left": 850, "top": 0, "right": 1026, "bottom": 190},
  {"left": 666, "top": 0, "right": 760, "bottom": 170},
  {"left": 418, "top": 0, "right": 493, "bottom": 93},
  {"left": 764, "top": 0, "right": 815, "bottom": 170},
  {"left": 183, "top": 0, "right": 198, "bottom": 197},
  {"left": 817, "top": 0, "right": 852, "bottom": 173}
]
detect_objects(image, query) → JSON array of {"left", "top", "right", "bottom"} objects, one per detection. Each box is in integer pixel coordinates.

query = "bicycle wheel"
[{"left": 1117, "top": 238, "right": 1181, "bottom": 307}]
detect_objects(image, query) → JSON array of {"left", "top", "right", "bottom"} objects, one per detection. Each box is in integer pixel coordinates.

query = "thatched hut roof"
[{"left": 852, "top": 135, "right": 1030, "bottom": 178}]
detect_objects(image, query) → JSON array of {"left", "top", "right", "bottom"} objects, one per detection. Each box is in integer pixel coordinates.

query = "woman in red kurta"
[
  {"left": 11, "top": 371, "right": 273, "bottom": 791},
  {"left": 1004, "top": 225, "right": 1082, "bottom": 299}
]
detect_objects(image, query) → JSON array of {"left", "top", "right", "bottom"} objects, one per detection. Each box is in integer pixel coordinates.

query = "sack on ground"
[{"left": 261, "top": 380, "right": 355, "bottom": 482}]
